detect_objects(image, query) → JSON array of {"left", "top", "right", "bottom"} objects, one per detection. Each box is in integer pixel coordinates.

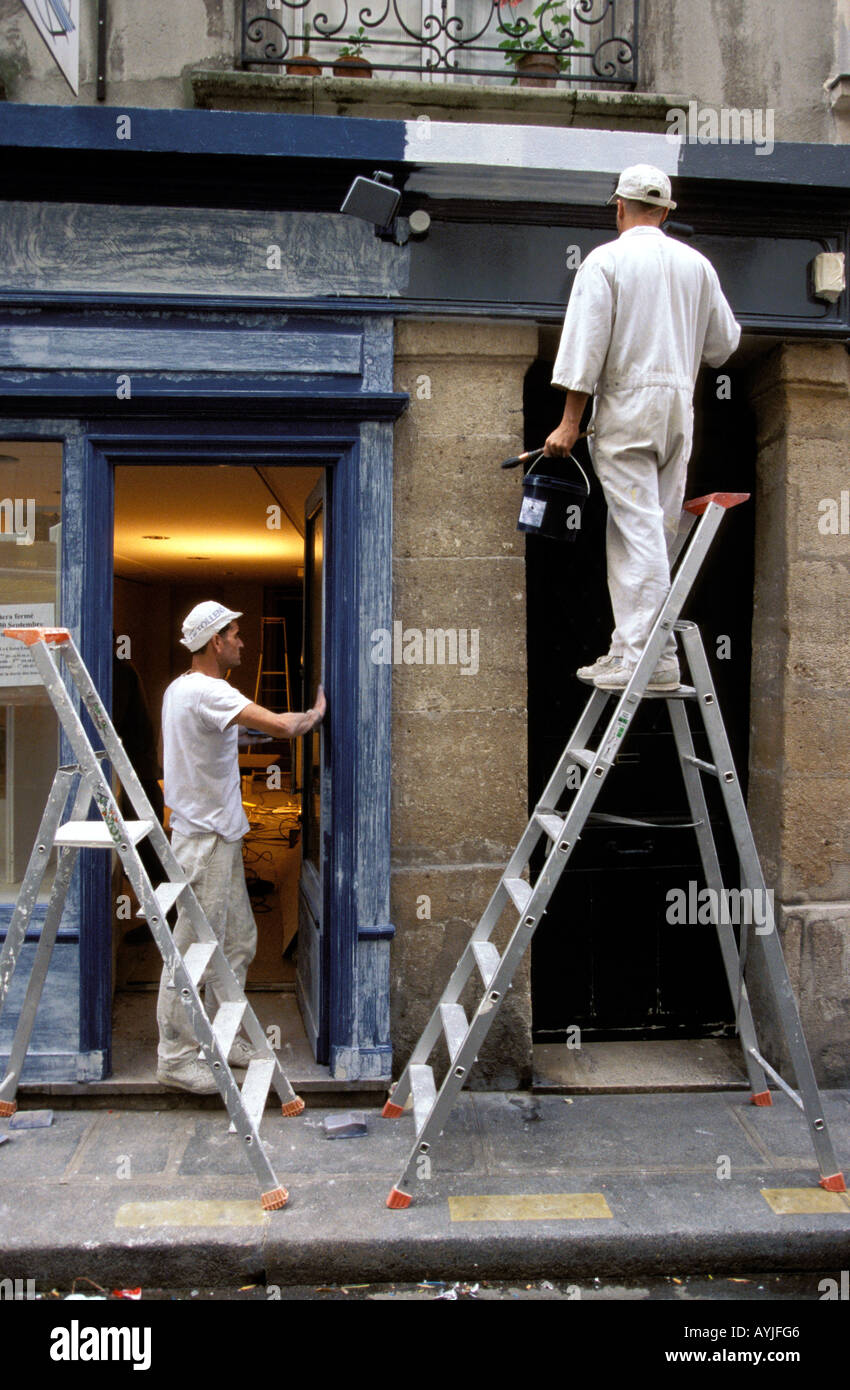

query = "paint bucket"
[{"left": 504, "top": 448, "right": 590, "bottom": 542}]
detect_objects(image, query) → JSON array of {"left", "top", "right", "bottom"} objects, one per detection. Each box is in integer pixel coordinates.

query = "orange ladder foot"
[
  {"left": 0, "top": 1100, "right": 17, "bottom": 1117},
  {"left": 262, "top": 1186, "right": 290, "bottom": 1211},
  {"left": 820, "top": 1173, "right": 847, "bottom": 1193},
  {"left": 750, "top": 1091, "right": 772, "bottom": 1106},
  {"left": 382, "top": 1100, "right": 404, "bottom": 1118},
  {"left": 281, "top": 1096, "right": 305, "bottom": 1117},
  {"left": 386, "top": 1187, "right": 412, "bottom": 1209}
]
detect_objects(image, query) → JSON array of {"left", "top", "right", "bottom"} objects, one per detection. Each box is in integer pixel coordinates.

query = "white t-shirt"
[
  {"left": 162, "top": 672, "right": 251, "bottom": 841},
  {"left": 552, "top": 226, "right": 741, "bottom": 396}
]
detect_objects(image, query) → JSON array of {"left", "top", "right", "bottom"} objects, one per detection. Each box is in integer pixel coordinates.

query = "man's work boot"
[
  {"left": 594, "top": 659, "right": 680, "bottom": 692},
  {"left": 576, "top": 653, "right": 621, "bottom": 681},
  {"left": 156, "top": 1057, "right": 219, "bottom": 1095}
]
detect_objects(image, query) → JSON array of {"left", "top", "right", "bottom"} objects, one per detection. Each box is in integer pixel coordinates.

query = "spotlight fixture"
[{"left": 340, "top": 170, "right": 430, "bottom": 245}]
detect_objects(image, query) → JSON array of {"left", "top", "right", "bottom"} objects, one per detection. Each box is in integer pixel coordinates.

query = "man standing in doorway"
[
  {"left": 545, "top": 163, "right": 741, "bottom": 690},
  {"left": 156, "top": 600, "right": 326, "bottom": 1094}
]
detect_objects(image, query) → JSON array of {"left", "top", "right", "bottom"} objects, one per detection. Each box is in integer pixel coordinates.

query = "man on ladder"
[
  {"left": 544, "top": 163, "right": 741, "bottom": 691},
  {"left": 156, "top": 601, "right": 325, "bottom": 1094}
]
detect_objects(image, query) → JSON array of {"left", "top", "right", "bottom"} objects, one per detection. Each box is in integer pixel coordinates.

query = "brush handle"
[{"left": 500, "top": 429, "right": 593, "bottom": 469}]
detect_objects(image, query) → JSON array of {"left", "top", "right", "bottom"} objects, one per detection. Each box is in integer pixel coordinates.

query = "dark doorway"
[{"left": 526, "top": 358, "right": 757, "bottom": 1042}]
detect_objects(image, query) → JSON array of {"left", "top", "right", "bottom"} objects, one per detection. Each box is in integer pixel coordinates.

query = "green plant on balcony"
[
  {"left": 497, "top": 1, "right": 583, "bottom": 86},
  {"left": 333, "top": 25, "right": 373, "bottom": 77}
]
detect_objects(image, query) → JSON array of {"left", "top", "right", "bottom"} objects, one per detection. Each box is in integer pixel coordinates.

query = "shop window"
[{"left": 0, "top": 441, "right": 63, "bottom": 904}]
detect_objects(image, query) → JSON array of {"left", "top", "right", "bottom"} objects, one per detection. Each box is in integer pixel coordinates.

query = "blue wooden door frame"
[{"left": 78, "top": 412, "right": 398, "bottom": 1079}]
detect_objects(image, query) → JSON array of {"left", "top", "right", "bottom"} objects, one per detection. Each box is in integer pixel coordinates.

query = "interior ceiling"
[{"left": 114, "top": 465, "right": 322, "bottom": 583}]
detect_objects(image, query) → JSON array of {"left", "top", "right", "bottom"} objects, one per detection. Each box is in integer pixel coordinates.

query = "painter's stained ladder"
[
  {"left": 382, "top": 493, "right": 847, "bottom": 1207},
  {"left": 0, "top": 627, "right": 304, "bottom": 1210}
]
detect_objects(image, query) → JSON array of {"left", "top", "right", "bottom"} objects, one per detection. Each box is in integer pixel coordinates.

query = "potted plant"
[
  {"left": 332, "top": 27, "right": 373, "bottom": 78},
  {"left": 497, "top": 1, "right": 583, "bottom": 88},
  {"left": 285, "top": 22, "right": 322, "bottom": 77}
]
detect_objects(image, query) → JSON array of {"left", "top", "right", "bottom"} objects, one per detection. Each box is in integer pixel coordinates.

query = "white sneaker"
[
  {"left": 577, "top": 653, "right": 621, "bottom": 681},
  {"left": 228, "top": 1037, "right": 262, "bottom": 1068},
  {"left": 156, "top": 1057, "right": 219, "bottom": 1095},
  {"left": 594, "top": 660, "right": 680, "bottom": 692}
]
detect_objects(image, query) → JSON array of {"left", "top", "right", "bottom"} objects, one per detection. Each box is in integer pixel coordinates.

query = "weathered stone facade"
[
  {"left": 390, "top": 322, "right": 538, "bottom": 1086},
  {"left": 748, "top": 343, "right": 850, "bottom": 1082}
]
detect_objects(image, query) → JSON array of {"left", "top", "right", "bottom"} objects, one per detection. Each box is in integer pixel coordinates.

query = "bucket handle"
[
  {"left": 508, "top": 446, "right": 591, "bottom": 498},
  {"left": 500, "top": 428, "right": 593, "bottom": 497}
]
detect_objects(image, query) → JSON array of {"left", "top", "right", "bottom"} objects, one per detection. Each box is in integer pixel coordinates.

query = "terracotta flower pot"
[
  {"left": 332, "top": 55, "right": 372, "bottom": 78},
  {"left": 285, "top": 56, "right": 322, "bottom": 76},
  {"left": 515, "top": 51, "right": 560, "bottom": 88}
]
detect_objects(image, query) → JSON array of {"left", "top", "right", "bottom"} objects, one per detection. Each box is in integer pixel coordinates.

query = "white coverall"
[
  {"left": 156, "top": 672, "right": 256, "bottom": 1066},
  {"left": 552, "top": 226, "right": 741, "bottom": 667}
]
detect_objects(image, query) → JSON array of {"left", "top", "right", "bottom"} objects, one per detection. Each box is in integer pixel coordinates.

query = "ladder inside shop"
[
  {"left": 0, "top": 628, "right": 304, "bottom": 1210},
  {"left": 382, "top": 492, "right": 847, "bottom": 1208}
]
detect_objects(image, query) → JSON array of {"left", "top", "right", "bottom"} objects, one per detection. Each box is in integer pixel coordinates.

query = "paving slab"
[{"left": 0, "top": 1090, "right": 848, "bottom": 1287}]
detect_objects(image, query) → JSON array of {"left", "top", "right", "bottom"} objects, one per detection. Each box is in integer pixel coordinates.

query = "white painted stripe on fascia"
[{"left": 403, "top": 120, "right": 681, "bottom": 176}]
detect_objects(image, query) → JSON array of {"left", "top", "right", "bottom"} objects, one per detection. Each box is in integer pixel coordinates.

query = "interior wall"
[{"left": 113, "top": 578, "right": 266, "bottom": 739}]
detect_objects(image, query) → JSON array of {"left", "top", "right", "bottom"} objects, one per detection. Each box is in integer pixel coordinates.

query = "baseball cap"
[
  {"left": 607, "top": 164, "right": 677, "bottom": 210},
  {"left": 179, "top": 601, "right": 242, "bottom": 653}
]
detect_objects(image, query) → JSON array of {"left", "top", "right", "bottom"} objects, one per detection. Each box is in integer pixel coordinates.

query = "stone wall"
[
  {"left": 641, "top": 0, "right": 837, "bottom": 143},
  {"left": 747, "top": 342, "right": 850, "bottom": 1083},
  {"left": 390, "top": 321, "right": 538, "bottom": 1087}
]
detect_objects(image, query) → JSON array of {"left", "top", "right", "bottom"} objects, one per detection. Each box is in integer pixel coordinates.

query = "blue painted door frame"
[{"left": 80, "top": 413, "right": 398, "bottom": 1079}]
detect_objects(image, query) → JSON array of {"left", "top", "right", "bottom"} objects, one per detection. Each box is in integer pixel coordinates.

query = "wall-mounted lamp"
[{"left": 340, "top": 170, "right": 430, "bottom": 245}]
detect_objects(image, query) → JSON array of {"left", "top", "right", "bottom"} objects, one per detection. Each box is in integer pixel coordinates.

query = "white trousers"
[
  {"left": 156, "top": 830, "right": 257, "bottom": 1065},
  {"left": 590, "top": 386, "right": 694, "bottom": 667}
]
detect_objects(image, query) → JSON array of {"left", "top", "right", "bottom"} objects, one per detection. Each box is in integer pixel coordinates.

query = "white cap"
[
  {"left": 607, "top": 163, "right": 677, "bottom": 210},
  {"left": 179, "top": 601, "right": 242, "bottom": 653}
]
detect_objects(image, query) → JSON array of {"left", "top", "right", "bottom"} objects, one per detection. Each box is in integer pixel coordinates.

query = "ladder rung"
[
  {"left": 53, "top": 819, "right": 153, "bottom": 848},
  {"left": 410, "top": 1063, "right": 437, "bottom": 1136},
  {"left": 439, "top": 1003, "right": 468, "bottom": 1062},
  {"left": 504, "top": 877, "right": 533, "bottom": 914},
  {"left": 567, "top": 748, "right": 595, "bottom": 769},
  {"left": 212, "top": 1001, "right": 246, "bottom": 1061},
  {"left": 472, "top": 941, "right": 501, "bottom": 988},
  {"left": 136, "top": 881, "right": 186, "bottom": 920},
  {"left": 535, "top": 812, "right": 566, "bottom": 842},
  {"left": 182, "top": 942, "right": 217, "bottom": 989},
  {"left": 239, "top": 1058, "right": 275, "bottom": 1129},
  {"left": 587, "top": 812, "right": 703, "bottom": 831},
  {"left": 682, "top": 753, "right": 718, "bottom": 777}
]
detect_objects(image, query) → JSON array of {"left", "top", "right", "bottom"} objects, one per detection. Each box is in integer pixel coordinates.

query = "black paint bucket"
[{"left": 514, "top": 449, "right": 590, "bottom": 542}]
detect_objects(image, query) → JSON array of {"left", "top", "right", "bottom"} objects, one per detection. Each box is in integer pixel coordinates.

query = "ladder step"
[
  {"left": 136, "top": 881, "right": 186, "bottom": 920},
  {"left": 239, "top": 1058, "right": 275, "bottom": 1130},
  {"left": 439, "top": 1003, "right": 468, "bottom": 1062},
  {"left": 472, "top": 941, "right": 501, "bottom": 988},
  {"left": 504, "top": 877, "right": 533, "bottom": 914},
  {"left": 182, "top": 942, "right": 217, "bottom": 989},
  {"left": 682, "top": 753, "right": 718, "bottom": 777},
  {"left": 410, "top": 1063, "right": 437, "bottom": 1136},
  {"left": 54, "top": 819, "right": 153, "bottom": 848},
  {"left": 567, "top": 748, "right": 595, "bottom": 769},
  {"left": 211, "top": 1001, "right": 246, "bottom": 1061},
  {"left": 534, "top": 812, "right": 566, "bottom": 842}
]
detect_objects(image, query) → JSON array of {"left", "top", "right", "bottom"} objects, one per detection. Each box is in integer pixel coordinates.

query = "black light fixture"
[{"left": 340, "top": 170, "right": 430, "bottom": 245}]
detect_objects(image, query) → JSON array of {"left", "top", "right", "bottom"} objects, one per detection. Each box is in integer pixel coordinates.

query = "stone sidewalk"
[{"left": 1, "top": 1089, "right": 849, "bottom": 1288}]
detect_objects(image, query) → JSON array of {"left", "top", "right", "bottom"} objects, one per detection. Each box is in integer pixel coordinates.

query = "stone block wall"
[
  {"left": 390, "top": 321, "right": 538, "bottom": 1087},
  {"left": 748, "top": 342, "right": 850, "bottom": 1084}
]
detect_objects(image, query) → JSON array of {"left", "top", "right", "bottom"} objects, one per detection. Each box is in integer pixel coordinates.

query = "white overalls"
[{"left": 552, "top": 226, "right": 741, "bottom": 668}]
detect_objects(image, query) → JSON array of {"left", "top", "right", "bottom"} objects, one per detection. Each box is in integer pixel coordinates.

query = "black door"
[{"left": 526, "top": 360, "right": 756, "bottom": 1042}]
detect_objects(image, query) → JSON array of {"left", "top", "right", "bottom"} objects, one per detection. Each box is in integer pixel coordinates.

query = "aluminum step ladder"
[
  {"left": 382, "top": 492, "right": 847, "bottom": 1207},
  {"left": 0, "top": 627, "right": 304, "bottom": 1211}
]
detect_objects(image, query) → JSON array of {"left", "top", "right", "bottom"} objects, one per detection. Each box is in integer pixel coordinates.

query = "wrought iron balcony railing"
[{"left": 241, "top": 0, "right": 638, "bottom": 88}]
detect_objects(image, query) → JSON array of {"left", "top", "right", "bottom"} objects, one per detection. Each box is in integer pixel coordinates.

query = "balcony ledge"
[{"left": 188, "top": 66, "right": 687, "bottom": 133}]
